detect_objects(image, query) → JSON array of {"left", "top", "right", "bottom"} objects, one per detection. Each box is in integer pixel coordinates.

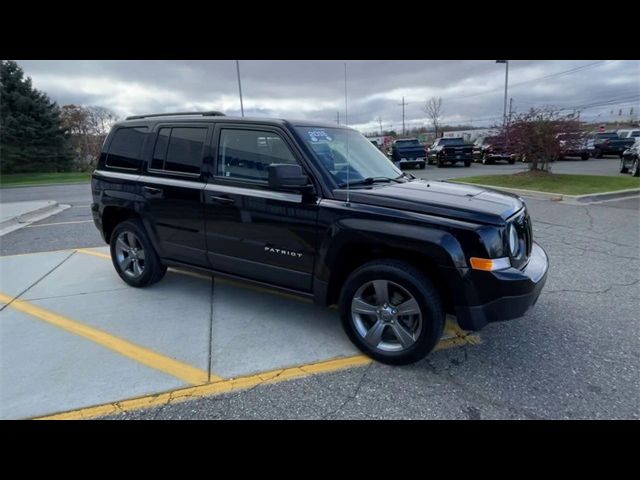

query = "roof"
[{"left": 116, "top": 112, "right": 353, "bottom": 131}]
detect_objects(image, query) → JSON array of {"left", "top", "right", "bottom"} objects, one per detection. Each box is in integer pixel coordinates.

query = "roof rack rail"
[{"left": 125, "top": 111, "right": 225, "bottom": 120}]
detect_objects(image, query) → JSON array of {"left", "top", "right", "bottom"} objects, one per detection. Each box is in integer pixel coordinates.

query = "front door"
[
  {"left": 204, "top": 125, "right": 318, "bottom": 291},
  {"left": 139, "top": 124, "right": 211, "bottom": 267}
]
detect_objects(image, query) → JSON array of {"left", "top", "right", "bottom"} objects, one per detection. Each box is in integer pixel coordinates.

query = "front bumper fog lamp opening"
[{"left": 469, "top": 257, "right": 511, "bottom": 271}]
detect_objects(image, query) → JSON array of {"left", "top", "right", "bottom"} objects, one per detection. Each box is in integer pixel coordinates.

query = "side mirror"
[{"left": 268, "top": 164, "right": 313, "bottom": 192}]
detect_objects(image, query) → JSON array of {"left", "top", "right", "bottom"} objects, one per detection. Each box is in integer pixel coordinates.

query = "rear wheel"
[
  {"left": 620, "top": 159, "right": 629, "bottom": 174},
  {"left": 632, "top": 159, "right": 640, "bottom": 177},
  {"left": 581, "top": 153, "right": 590, "bottom": 161},
  {"left": 339, "top": 260, "right": 445, "bottom": 365},
  {"left": 110, "top": 219, "right": 167, "bottom": 287}
]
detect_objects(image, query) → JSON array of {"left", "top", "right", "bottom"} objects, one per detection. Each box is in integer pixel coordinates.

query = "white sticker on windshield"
[{"left": 308, "top": 129, "right": 332, "bottom": 142}]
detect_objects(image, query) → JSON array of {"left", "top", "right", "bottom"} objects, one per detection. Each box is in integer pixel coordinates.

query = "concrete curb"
[
  {"left": 451, "top": 182, "right": 640, "bottom": 204},
  {"left": 0, "top": 181, "right": 90, "bottom": 189},
  {"left": 0, "top": 201, "right": 71, "bottom": 237}
]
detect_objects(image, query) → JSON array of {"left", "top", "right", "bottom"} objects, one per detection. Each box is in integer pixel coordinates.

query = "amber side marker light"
[{"left": 469, "top": 257, "right": 511, "bottom": 271}]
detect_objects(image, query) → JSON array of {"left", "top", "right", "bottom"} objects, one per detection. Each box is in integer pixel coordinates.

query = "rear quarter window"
[{"left": 105, "top": 127, "right": 148, "bottom": 170}]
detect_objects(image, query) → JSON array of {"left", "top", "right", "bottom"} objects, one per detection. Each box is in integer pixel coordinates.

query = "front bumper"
[{"left": 454, "top": 242, "right": 549, "bottom": 331}]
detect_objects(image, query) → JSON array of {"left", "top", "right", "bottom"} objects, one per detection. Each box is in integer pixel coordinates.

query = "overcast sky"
[{"left": 16, "top": 60, "right": 640, "bottom": 133}]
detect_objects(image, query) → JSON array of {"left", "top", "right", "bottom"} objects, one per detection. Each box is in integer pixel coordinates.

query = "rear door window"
[{"left": 150, "top": 127, "right": 207, "bottom": 175}]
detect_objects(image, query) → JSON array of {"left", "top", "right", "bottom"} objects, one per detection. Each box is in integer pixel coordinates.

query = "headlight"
[{"left": 508, "top": 223, "right": 520, "bottom": 257}]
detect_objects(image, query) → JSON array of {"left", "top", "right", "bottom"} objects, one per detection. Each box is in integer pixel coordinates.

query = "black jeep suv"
[{"left": 92, "top": 111, "right": 548, "bottom": 364}]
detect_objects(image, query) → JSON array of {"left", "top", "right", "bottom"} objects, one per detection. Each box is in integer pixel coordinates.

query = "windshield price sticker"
[{"left": 308, "top": 129, "right": 333, "bottom": 142}]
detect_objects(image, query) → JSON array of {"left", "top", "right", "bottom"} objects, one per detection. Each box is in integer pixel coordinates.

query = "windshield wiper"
[{"left": 339, "top": 176, "right": 402, "bottom": 188}]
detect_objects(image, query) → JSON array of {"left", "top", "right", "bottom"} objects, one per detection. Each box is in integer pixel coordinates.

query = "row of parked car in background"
[{"left": 371, "top": 129, "right": 639, "bottom": 175}]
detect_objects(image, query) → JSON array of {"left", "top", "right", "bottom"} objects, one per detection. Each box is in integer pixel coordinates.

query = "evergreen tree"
[{"left": 1, "top": 60, "right": 73, "bottom": 174}]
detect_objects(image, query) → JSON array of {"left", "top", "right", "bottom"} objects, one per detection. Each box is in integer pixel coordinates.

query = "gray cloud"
[{"left": 17, "top": 59, "right": 640, "bottom": 132}]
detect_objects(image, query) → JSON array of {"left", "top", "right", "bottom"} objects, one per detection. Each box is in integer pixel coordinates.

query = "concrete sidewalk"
[{"left": 0, "top": 201, "right": 70, "bottom": 236}]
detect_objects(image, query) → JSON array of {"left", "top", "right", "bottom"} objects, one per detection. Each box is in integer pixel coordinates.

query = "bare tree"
[
  {"left": 60, "top": 105, "right": 119, "bottom": 170},
  {"left": 423, "top": 97, "right": 443, "bottom": 138}
]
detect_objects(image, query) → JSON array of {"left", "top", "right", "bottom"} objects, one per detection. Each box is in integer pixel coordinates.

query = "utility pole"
[
  {"left": 337, "top": 111, "right": 340, "bottom": 125},
  {"left": 344, "top": 63, "right": 348, "bottom": 126},
  {"left": 235, "top": 60, "right": 244, "bottom": 117},
  {"left": 398, "top": 96, "right": 408, "bottom": 135},
  {"left": 377, "top": 116, "right": 382, "bottom": 135},
  {"left": 496, "top": 60, "right": 509, "bottom": 126}
]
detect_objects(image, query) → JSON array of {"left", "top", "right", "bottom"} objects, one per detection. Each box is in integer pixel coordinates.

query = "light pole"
[
  {"left": 496, "top": 60, "right": 509, "bottom": 126},
  {"left": 235, "top": 60, "right": 244, "bottom": 117}
]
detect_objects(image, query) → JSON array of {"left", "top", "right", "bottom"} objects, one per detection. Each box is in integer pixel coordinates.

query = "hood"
[{"left": 334, "top": 179, "right": 523, "bottom": 225}]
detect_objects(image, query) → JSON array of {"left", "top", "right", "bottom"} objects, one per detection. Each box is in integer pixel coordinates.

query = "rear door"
[{"left": 138, "top": 123, "right": 212, "bottom": 267}]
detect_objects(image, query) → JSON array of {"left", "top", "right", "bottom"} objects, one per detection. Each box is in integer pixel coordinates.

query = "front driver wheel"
[
  {"left": 110, "top": 219, "right": 167, "bottom": 287},
  {"left": 632, "top": 158, "right": 640, "bottom": 177},
  {"left": 339, "top": 260, "right": 445, "bottom": 365}
]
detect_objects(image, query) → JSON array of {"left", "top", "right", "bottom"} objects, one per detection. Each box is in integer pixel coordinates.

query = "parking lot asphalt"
[
  {"left": 101, "top": 195, "right": 638, "bottom": 420},
  {"left": 1, "top": 194, "right": 637, "bottom": 419}
]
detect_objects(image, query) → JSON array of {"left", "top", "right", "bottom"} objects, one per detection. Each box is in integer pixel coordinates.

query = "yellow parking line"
[
  {"left": 37, "top": 354, "right": 372, "bottom": 420},
  {"left": 75, "top": 248, "right": 111, "bottom": 260},
  {"left": 25, "top": 220, "right": 94, "bottom": 228},
  {"left": 0, "top": 292, "right": 214, "bottom": 386}
]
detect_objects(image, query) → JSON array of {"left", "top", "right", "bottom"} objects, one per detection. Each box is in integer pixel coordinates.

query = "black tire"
[
  {"left": 581, "top": 153, "right": 589, "bottom": 161},
  {"left": 110, "top": 219, "right": 167, "bottom": 287},
  {"left": 339, "top": 259, "right": 445, "bottom": 365},
  {"left": 632, "top": 159, "right": 640, "bottom": 177},
  {"left": 464, "top": 160, "right": 471, "bottom": 167},
  {"left": 620, "top": 160, "right": 629, "bottom": 174},
  {"left": 508, "top": 158, "right": 515, "bottom": 165},
  {"left": 437, "top": 157, "right": 443, "bottom": 168},
  {"left": 595, "top": 149, "right": 603, "bottom": 159},
  {"left": 419, "top": 162, "right": 426, "bottom": 169},
  {"left": 482, "top": 153, "right": 491, "bottom": 165}
]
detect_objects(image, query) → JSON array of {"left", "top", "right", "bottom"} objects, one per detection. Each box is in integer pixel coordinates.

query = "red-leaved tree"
[{"left": 494, "top": 107, "right": 584, "bottom": 172}]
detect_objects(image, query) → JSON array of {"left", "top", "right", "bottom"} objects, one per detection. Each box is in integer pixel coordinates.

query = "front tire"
[
  {"left": 632, "top": 159, "right": 640, "bottom": 177},
  {"left": 595, "top": 149, "right": 603, "bottom": 159},
  {"left": 339, "top": 260, "right": 445, "bottom": 365},
  {"left": 581, "top": 153, "right": 590, "bottom": 161},
  {"left": 110, "top": 219, "right": 167, "bottom": 287}
]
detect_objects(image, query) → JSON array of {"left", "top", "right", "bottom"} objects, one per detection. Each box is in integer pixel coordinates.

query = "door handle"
[
  {"left": 210, "top": 195, "right": 235, "bottom": 205},
  {"left": 143, "top": 186, "right": 163, "bottom": 195}
]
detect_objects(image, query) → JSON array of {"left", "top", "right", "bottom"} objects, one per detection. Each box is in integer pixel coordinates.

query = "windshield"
[
  {"left": 395, "top": 139, "right": 420, "bottom": 147},
  {"left": 597, "top": 133, "right": 618, "bottom": 139},
  {"left": 295, "top": 126, "right": 402, "bottom": 186},
  {"left": 440, "top": 138, "right": 465, "bottom": 146}
]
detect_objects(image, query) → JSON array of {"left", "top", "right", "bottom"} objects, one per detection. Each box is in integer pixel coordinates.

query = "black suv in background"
[
  {"left": 92, "top": 112, "right": 548, "bottom": 364},
  {"left": 427, "top": 137, "right": 473, "bottom": 167},
  {"left": 473, "top": 136, "right": 516, "bottom": 164},
  {"left": 589, "top": 132, "right": 636, "bottom": 158}
]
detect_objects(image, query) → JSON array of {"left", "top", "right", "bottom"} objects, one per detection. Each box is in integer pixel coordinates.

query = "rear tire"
[
  {"left": 620, "top": 160, "right": 629, "bottom": 174},
  {"left": 339, "top": 259, "right": 445, "bottom": 365},
  {"left": 581, "top": 153, "right": 590, "bottom": 161},
  {"left": 110, "top": 219, "right": 167, "bottom": 288}
]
